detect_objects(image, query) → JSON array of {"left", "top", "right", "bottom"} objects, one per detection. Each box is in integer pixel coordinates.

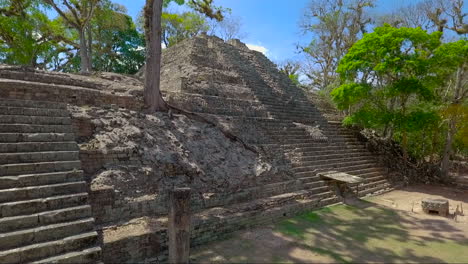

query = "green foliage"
[
  {"left": 90, "top": 2, "right": 145, "bottom": 74},
  {"left": 330, "top": 83, "right": 371, "bottom": 110},
  {"left": 332, "top": 25, "right": 460, "bottom": 158},
  {"left": 288, "top": 74, "right": 300, "bottom": 86},
  {"left": 0, "top": 0, "right": 63, "bottom": 67},
  {"left": 161, "top": 11, "right": 209, "bottom": 47}
]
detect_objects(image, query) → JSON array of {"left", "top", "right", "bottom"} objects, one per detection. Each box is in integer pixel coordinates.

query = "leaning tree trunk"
[
  {"left": 144, "top": 0, "right": 168, "bottom": 112},
  {"left": 79, "top": 28, "right": 90, "bottom": 73}
]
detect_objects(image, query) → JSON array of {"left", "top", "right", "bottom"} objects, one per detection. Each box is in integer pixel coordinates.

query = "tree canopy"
[{"left": 332, "top": 24, "right": 467, "bottom": 168}]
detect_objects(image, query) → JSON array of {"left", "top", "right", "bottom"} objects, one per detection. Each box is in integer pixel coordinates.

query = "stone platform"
[{"left": 0, "top": 34, "right": 394, "bottom": 263}]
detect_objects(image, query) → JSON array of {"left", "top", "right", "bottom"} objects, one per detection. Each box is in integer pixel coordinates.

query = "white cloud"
[{"left": 245, "top": 44, "right": 268, "bottom": 55}]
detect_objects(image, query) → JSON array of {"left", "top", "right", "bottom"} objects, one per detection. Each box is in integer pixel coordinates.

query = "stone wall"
[
  {"left": 102, "top": 192, "right": 339, "bottom": 263},
  {"left": 0, "top": 79, "right": 143, "bottom": 110},
  {"left": 356, "top": 129, "right": 444, "bottom": 184},
  {"left": 89, "top": 177, "right": 308, "bottom": 227}
]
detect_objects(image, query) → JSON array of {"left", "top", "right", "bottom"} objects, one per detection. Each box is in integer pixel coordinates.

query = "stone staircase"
[
  {"left": 0, "top": 99, "right": 101, "bottom": 263},
  {"left": 226, "top": 38, "right": 393, "bottom": 196},
  {"left": 0, "top": 35, "right": 395, "bottom": 263}
]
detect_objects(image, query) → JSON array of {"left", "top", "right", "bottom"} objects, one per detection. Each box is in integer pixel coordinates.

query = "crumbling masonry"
[{"left": 0, "top": 34, "right": 393, "bottom": 263}]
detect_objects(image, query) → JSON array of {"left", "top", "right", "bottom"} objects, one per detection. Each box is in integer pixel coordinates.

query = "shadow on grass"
[{"left": 192, "top": 198, "right": 468, "bottom": 263}]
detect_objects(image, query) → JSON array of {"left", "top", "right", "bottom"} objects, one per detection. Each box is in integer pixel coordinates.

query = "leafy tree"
[
  {"left": 300, "top": 0, "right": 375, "bottom": 90},
  {"left": 433, "top": 39, "right": 468, "bottom": 176},
  {"left": 0, "top": 0, "right": 65, "bottom": 67},
  {"left": 43, "top": 0, "right": 101, "bottom": 73},
  {"left": 332, "top": 25, "right": 444, "bottom": 160},
  {"left": 143, "top": 0, "right": 223, "bottom": 112},
  {"left": 0, "top": 0, "right": 30, "bottom": 16},
  {"left": 278, "top": 60, "right": 301, "bottom": 86},
  {"left": 161, "top": 11, "right": 209, "bottom": 47},
  {"left": 90, "top": 1, "right": 145, "bottom": 73}
]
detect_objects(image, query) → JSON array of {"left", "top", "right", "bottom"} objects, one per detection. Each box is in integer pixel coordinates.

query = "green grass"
[
  {"left": 193, "top": 200, "right": 468, "bottom": 263},
  {"left": 273, "top": 202, "right": 468, "bottom": 263}
]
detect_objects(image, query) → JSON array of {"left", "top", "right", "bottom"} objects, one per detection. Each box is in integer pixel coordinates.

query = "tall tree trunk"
[
  {"left": 144, "top": 0, "right": 168, "bottom": 112},
  {"left": 79, "top": 28, "right": 90, "bottom": 73},
  {"left": 441, "top": 66, "right": 464, "bottom": 178},
  {"left": 87, "top": 25, "right": 93, "bottom": 71},
  {"left": 441, "top": 119, "right": 456, "bottom": 177},
  {"left": 401, "top": 97, "right": 408, "bottom": 161}
]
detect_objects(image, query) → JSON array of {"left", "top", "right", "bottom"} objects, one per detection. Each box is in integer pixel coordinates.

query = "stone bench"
[{"left": 318, "top": 171, "right": 364, "bottom": 197}]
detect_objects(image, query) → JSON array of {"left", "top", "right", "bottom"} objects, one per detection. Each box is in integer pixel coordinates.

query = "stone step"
[
  {"left": 0, "top": 218, "right": 95, "bottom": 250},
  {"left": 281, "top": 137, "right": 359, "bottom": 144},
  {"left": 0, "top": 70, "right": 100, "bottom": 91},
  {"left": 357, "top": 182, "right": 393, "bottom": 196},
  {"left": 293, "top": 156, "right": 374, "bottom": 168},
  {"left": 269, "top": 112, "right": 321, "bottom": 119},
  {"left": 0, "top": 133, "right": 75, "bottom": 143},
  {"left": 297, "top": 176, "right": 320, "bottom": 183},
  {"left": 339, "top": 167, "right": 385, "bottom": 177},
  {"left": 267, "top": 108, "right": 319, "bottom": 115},
  {"left": 0, "top": 151, "right": 79, "bottom": 165},
  {"left": 287, "top": 146, "right": 366, "bottom": 155},
  {"left": 297, "top": 152, "right": 372, "bottom": 162},
  {"left": 0, "top": 106, "right": 69, "bottom": 117},
  {"left": 0, "top": 142, "right": 78, "bottom": 153},
  {"left": 31, "top": 246, "right": 101, "bottom": 264},
  {"left": 267, "top": 107, "right": 319, "bottom": 114},
  {"left": 277, "top": 127, "right": 340, "bottom": 135},
  {"left": 278, "top": 135, "right": 359, "bottom": 142},
  {"left": 284, "top": 142, "right": 364, "bottom": 150},
  {"left": 225, "top": 188, "right": 335, "bottom": 214},
  {"left": 0, "top": 115, "right": 71, "bottom": 125},
  {"left": 358, "top": 172, "right": 386, "bottom": 181},
  {"left": 263, "top": 104, "right": 318, "bottom": 113},
  {"left": 0, "top": 181, "right": 87, "bottom": 203},
  {"left": 0, "top": 160, "right": 81, "bottom": 176},
  {"left": 267, "top": 130, "right": 310, "bottom": 136},
  {"left": 0, "top": 192, "right": 88, "bottom": 217},
  {"left": 0, "top": 231, "right": 98, "bottom": 264},
  {"left": 0, "top": 205, "right": 92, "bottom": 233},
  {"left": 0, "top": 170, "right": 84, "bottom": 190},
  {"left": 273, "top": 117, "right": 322, "bottom": 123},
  {"left": 293, "top": 160, "right": 376, "bottom": 174},
  {"left": 267, "top": 110, "right": 321, "bottom": 117},
  {"left": 256, "top": 97, "right": 313, "bottom": 105},
  {"left": 304, "top": 181, "right": 327, "bottom": 189},
  {"left": 364, "top": 179, "right": 390, "bottom": 188},
  {"left": 191, "top": 108, "right": 267, "bottom": 118},
  {"left": 0, "top": 124, "right": 73, "bottom": 133},
  {"left": 0, "top": 99, "right": 67, "bottom": 110}
]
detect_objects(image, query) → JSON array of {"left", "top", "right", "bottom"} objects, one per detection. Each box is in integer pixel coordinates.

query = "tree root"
[{"left": 167, "top": 104, "right": 258, "bottom": 154}]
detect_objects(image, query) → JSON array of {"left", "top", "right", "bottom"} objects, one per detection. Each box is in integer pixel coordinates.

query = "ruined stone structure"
[
  {"left": 0, "top": 35, "right": 394, "bottom": 263},
  {"left": 0, "top": 100, "right": 101, "bottom": 263}
]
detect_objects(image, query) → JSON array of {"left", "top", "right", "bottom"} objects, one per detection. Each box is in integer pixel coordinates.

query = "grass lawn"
[{"left": 192, "top": 198, "right": 468, "bottom": 263}]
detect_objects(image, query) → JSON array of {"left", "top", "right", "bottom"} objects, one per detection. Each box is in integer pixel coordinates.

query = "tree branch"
[
  {"left": 62, "top": 0, "right": 82, "bottom": 27},
  {"left": 44, "top": 0, "right": 80, "bottom": 29}
]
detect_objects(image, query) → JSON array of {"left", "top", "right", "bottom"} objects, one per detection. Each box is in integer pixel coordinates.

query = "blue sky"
[{"left": 113, "top": 0, "right": 464, "bottom": 62}]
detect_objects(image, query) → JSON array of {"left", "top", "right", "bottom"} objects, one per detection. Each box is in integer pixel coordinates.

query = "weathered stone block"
[{"left": 422, "top": 198, "right": 449, "bottom": 217}]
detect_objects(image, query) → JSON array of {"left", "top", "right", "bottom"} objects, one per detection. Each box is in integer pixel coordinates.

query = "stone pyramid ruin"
[{"left": 0, "top": 34, "right": 394, "bottom": 263}]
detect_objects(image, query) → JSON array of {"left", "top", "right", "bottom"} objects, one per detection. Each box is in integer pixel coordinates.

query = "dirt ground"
[{"left": 191, "top": 185, "right": 468, "bottom": 263}]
